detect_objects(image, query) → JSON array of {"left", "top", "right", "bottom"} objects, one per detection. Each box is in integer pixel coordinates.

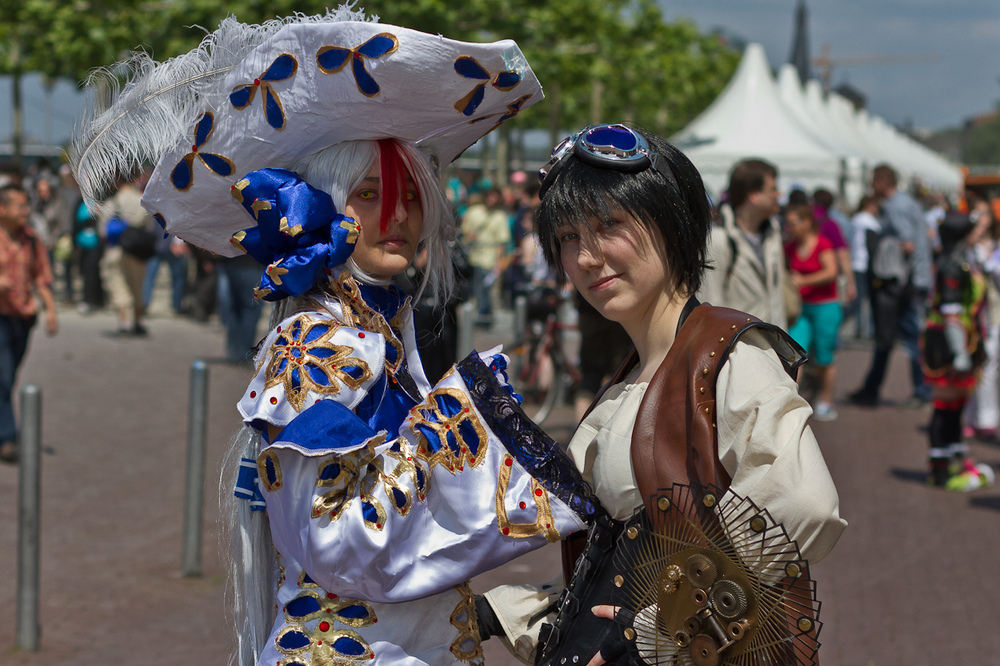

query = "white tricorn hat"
[{"left": 72, "top": 6, "right": 542, "bottom": 255}]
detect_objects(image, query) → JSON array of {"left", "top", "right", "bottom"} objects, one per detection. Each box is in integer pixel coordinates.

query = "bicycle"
[{"left": 508, "top": 286, "right": 582, "bottom": 425}]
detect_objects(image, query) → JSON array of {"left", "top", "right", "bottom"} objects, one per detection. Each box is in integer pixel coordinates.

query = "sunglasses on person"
[{"left": 537, "top": 124, "right": 676, "bottom": 197}]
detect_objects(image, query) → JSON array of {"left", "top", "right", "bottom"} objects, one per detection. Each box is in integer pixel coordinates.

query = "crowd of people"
[
  {"left": 701, "top": 156, "right": 999, "bottom": 492},
  {"left": 0, "top": 160, "right": 265, "bottom": 362}
]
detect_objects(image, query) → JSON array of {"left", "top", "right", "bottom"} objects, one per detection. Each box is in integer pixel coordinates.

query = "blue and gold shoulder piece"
[
  {"left": 238, "top": 310, "right": 386, "bottom": 430},
  {"left": 269, "top": 399, "right": 379, "bottom": 457}
]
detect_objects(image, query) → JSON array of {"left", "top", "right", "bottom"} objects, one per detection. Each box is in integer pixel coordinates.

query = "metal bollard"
[
  {"left": 181, "top": 361, "right": 208, "bottom": 577},
  {"left": 513, "top": 295, "right": 527, "bottom": 343},
  {"left": 17, "top": 385, "right": 41, "bottom": 652},
  {"left": 456, "top": 301, "right": 476, "bottom": 358}
]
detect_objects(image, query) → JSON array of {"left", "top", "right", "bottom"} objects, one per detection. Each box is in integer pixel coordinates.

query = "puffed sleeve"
[
  {"left": 715, "top": 329, "right": 847, "bottom": 563},
  {"left": 256, "top": 343, "right": 596, "bottom": 604},
  {"left": 238, "top": 310, "right": 384, "bottom": 429}
]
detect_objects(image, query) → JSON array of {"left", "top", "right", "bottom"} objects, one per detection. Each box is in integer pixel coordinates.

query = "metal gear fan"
[{"left": 611, "top": 483, "right": 820, "bottom": 666}]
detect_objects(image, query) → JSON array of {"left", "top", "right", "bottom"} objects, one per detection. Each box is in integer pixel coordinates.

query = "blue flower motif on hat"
[
  {"left": 229, "top": 53, "right": 298, "bottom": 130},
  {"left": 169, "top": 112, "right": 235, "bottom": 191},
  {"left": 316, "top": 33, "right": 399, "bottom": 98},
  {"left": 453, "top": 56, "right": 522, "bottom": 117},
  {"left": 228, "top": 168, "right": 359, "bottom": 301},
  {"left": 469, "top": 94, "right": 533, "bottom": 129},
  {"left": 152, "top": 213, "right": 168, "bottom": 239}
]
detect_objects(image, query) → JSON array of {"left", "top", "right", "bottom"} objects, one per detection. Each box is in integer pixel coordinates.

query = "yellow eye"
[
  {"left": 357, "top": 190, "right": 377, "bottom": 201},
  {"left": 405, "top": 190, "right": 418, "bottom": 202}
]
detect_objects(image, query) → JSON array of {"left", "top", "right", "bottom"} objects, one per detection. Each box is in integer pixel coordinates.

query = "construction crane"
[{"left": 812, "top": 43, "right": 940, "bottom": 92}]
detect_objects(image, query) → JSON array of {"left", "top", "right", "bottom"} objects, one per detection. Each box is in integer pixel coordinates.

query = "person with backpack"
[{"left": 849, "top": 164, "right": 934, "bottom": 408}]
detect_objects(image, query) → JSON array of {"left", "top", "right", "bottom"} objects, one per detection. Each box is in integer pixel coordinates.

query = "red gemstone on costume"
[
  {"left": 519, "top": 502, "right": 526, "bottom": 509},
  {"left": 277, "top": 326, "right": 281, "bottom": 333},
  {"left": 470, "top": 457, "right": 475, "bottom": 463},
  {"left": 192, "top": 145, "right": 198, "bottom": 152},
  {"left": 505, "top": 458, "right": 513, "bottom": 467},
  {"left": 270, "top": 397, "right": 278, "bottom": 405},
  {"left": 319, "top": 621, "right": 330, "bottom": 631},
  {"left": 327, "top": 593, "right": 337, "bottom": 599},
  {"left": 376, "top": 523, "right": 382, "bottom": 529},
  {"left": 250, "top": 391, "right": 257, "bottom": 398},
  {"left": 358, "top": 332, "right": 365, "bottom": 338},
  {"left": 502, "top": 527, "right": 510, "bottom": 535},
  {"left": 254, "top": 79, "right": 260, "bottom": 86},
  {"left": 535, "top": 489, "right": 543, "bottom": 496}
]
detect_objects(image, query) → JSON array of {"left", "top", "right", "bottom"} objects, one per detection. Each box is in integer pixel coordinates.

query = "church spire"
[{"left": 788, "top": 0, "right": 811, "bottom": 82}]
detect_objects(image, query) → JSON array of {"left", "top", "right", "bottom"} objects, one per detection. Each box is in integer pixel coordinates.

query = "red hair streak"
[{"left": 376, "top": 139, "right": 420, "bottom": 235}]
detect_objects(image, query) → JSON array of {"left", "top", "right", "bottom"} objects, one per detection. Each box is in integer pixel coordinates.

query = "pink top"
[{"left": 786, "top": 235, "right": 838, "bottom": 304}]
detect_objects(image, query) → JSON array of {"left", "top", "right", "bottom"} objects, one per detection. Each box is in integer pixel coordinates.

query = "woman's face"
[
  {"left": 786, "top": 211, "right": 813, "bottom": 241},
  {"left": 345, "top": 161, "right": 423, "bottom": 281},
  {"left": 559, "top": 208, "right": 672, "bottom": 330}
]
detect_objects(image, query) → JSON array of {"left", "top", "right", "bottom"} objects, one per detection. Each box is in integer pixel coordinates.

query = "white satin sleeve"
[
  {"left": 259, "top": 354, "right": 594, "bottom": 604},
  {"left": 716, "top": 329, "right": 847, "bottom": 563}
]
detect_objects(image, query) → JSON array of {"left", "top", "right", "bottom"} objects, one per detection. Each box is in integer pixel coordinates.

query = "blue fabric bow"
[{"left": 229, "top": 168, "right": 361, "bottom": 301}]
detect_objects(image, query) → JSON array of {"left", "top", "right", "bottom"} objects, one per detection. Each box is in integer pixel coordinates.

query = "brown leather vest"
[{"left": 561, "top": 303, "right": 806, "bottom": 578}]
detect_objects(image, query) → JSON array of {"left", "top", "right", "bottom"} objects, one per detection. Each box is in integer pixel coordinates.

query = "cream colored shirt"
[{"left": 485, "top": 329, "right": 846, "bottom": 663}]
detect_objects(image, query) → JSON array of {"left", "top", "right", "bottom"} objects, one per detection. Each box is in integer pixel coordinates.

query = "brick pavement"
[{"left": 2, "top": 305, "right": 999, "bottom": 665}]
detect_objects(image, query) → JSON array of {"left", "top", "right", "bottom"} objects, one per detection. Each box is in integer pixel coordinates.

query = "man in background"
[
  {"left": 849, "top": 164, "right": 933, "bottom": 407},
  {"left": 699, "top": 158, "right": 788, "bottom": 328},
  {"left": 0, "top": 184, "right": 58, "bottom": 463}
]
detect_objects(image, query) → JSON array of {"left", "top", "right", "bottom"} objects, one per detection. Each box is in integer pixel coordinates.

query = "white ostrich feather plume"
[{"left": 70, "top": 4, "right": 375, "bottom": 204}]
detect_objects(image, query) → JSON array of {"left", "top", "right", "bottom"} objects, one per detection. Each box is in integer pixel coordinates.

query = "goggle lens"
[{"left": 581, "top": 125, "right": 641, "bottom": 158}]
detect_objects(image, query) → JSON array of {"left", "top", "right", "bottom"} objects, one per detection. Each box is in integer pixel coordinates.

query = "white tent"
[
  {"left": 671, "top": 43, "right": 842, "bottom": 198},
  {"left": 777, "top": 65, "right": 864, "bottom": 204}
]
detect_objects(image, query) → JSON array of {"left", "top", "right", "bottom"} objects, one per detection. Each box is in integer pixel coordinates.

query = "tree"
[{"left": 0, "top": 0, "right": 738, "bottom": 169}]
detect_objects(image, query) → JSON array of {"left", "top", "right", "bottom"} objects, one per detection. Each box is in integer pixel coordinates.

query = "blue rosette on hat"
[{"left": 229, "top": 168, "right": 361, "bottom": 301}]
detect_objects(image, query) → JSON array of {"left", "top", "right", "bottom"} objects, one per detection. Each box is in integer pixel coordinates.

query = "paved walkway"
[{"left": 1, "top": 303, "right": 998, "bottom": 665}]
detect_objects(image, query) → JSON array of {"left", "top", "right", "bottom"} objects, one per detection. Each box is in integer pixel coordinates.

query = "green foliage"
[
  {"left": 964, "top": 113, "right": 1000, "bottom": 165},
  {"left": 0, "top": 0, "right": 738, "bottom": 140}
]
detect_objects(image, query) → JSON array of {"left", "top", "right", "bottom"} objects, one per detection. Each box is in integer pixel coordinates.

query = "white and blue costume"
[{"left": 238, "top": 272, "right": 596, "bottom": 666}]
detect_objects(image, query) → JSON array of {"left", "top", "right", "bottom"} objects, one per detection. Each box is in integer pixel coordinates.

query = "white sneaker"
[{"left": 812, "top": 402, "right": 838, "bottom": 422}]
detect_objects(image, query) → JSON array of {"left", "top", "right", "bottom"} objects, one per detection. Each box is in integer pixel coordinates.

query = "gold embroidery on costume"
[
  {"left": 496, "top": 455, "right": 561, "bottom": 542},
  {"left": 450, "top": 583, "right": 485, "bottom": 665},
  {"left": 283, "top": 589, "right": 377, "bottom": 628},
  {"left": 267, "top": 262, "right": 290, "bottom": 285},
  {"left": 230, "top": 229, "right": 248, "bottom": 253},
  {"left": 258, "top": 449, "right": 284, "bottom": 491},
  {"left": 329, "top": 270, "right": 408, "bottom": 375},
  {"left": 410, "top": 388, "right": 488, "bottom": 474},
  {"left": 231, "top": 177, "right": 250, "bottom": 203},
  {"left": 340, "top": 218, "right": 361, "bottom": 244},
  {"left": 312, "top": 434, "right": 428, "bottom": 531},
  {"left": 277, "top": 587, "right": 378, "bottom": 663},
  {"left": 298, "top": 571, "right": 320, "bottom": 589},
  {"left": 262, "top": 314, "right": 373, "bottom": 412},
  {"left": 279, "top": 215, "right": 304, "bottom": 237}
]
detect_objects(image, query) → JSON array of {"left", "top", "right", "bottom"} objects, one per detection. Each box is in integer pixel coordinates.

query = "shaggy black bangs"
[
  {"left": 537, "top": 161, "right": 661, "bottom": 271},
  {"left": 535, "top": 137, "right": 712, "bottom": 296}
]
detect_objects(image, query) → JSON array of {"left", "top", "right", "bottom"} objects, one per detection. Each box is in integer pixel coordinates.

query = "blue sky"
[{"left": 659, "top": 0, "right": 1000, "bottom": 131}]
